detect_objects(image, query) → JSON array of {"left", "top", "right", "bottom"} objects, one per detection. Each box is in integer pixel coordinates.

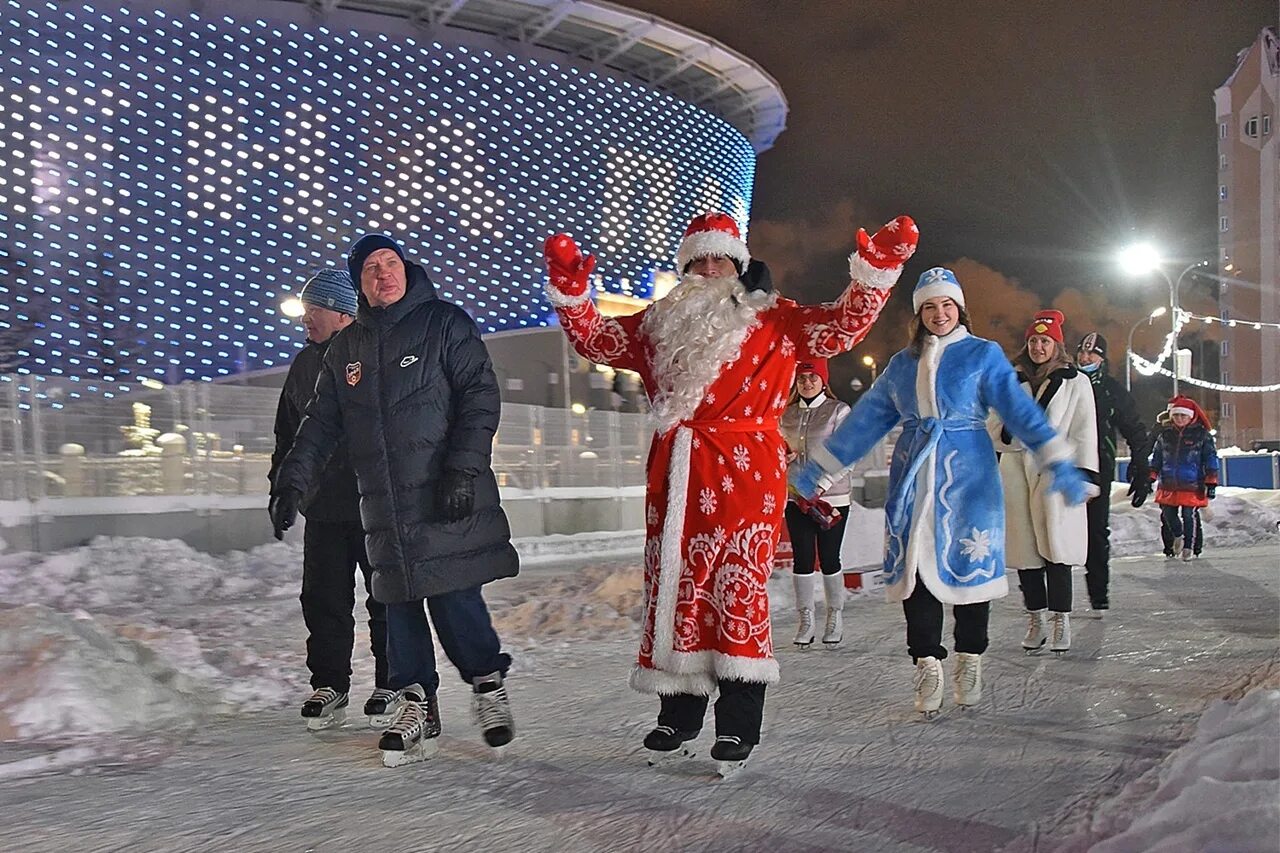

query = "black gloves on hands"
[
  {"left": 438, "top": 470, "right": 475, "bottom": 521},
  {"left": 1128, "top": 480, "right": 1151, "bottom": 508},
  {"left": 269, "top": 488, "right": 302, "bottom": 540},
  {"left": 739, "top": 259, "right": 773, "bottom": 294},
  {"left": 1206, "top": 485, "right": 1216, "bottom": 500}
]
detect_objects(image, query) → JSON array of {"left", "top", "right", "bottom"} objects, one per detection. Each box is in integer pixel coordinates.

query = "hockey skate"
[
  {"left": 793, "top": 607, "right": 816, "bottom": 650},
  {"left": 913, "top": 656, "right": 944, "bottom": 719},
  {"left": 710, "top": 735, "right": 753, "bottom": 779},
  {"left": 472, "top": 671, "right": 515, "bottom": 748},
  {"left": 643, "top": 725, "right": 700, "bottom": 766},
  {"left": 1048, "top": 612, "right": 1071, "bottom": 655},
  {"left": 953, "top": 653, "right": 982, "bottom": 707},
  {"left": 378, "top": 685, "right": 440, "bottom": 768},
  {"left": 300, "top": 687, "right": 349, "bottom": 731},
  {"left": 363, "top": 688, "right": 402, "bottom": 729},
  {"left": 1021, "top": 610, "right": 1047, "bottom": 654}
]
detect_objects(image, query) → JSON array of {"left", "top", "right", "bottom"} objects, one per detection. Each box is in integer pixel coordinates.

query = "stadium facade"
[{"left": 0, "top": 0, "right": 786, "bottom": 405}]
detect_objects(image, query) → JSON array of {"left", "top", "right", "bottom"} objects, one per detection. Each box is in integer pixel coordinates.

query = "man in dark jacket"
[
  {"left": 270, "top": 234, "right": 518, "bottom": 767},
  {"left": 1076, "top": 331, "right": 1152, "bottom": 614},
  {"left": 270, "top": 269, "right": 390, "bottom": 732}
]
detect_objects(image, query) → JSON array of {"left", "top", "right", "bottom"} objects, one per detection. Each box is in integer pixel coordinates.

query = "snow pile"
[
  {"left": 1108, "top": 485, "right": 1280, "bottom": 557},
  {"left": 0, "top": 604, "right": 229, "bottom": 741},
  {"left": 1082, "top": 687, "right": 1280, "bottom": 853},
  {"left": 491, "top": 564, "right": 642, "bottom": 640}
]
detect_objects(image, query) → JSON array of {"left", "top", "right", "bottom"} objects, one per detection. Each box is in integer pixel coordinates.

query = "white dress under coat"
[{"left": 988, "top": 366, "right": 1099, "bottom": 568}]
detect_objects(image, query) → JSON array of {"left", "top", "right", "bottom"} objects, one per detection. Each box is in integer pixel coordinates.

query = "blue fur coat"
[{"left": 808, "top": 328, "right": 1071, "bottom": 604}]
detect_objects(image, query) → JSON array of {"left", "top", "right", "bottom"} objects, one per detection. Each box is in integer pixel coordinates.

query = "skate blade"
[
  {"left": 793, "top": 641, "right": 813, "bottom": 650},
  {"left": 647, "top": 746, "right": 696, "bottom": 767},
  {"left": 822, "top": 640, "right": 842, "bottom": 649},
  {"left": 1051, "top": 649, "right": 1070, "bottom": 656},
  {"left": 916, "top": 708, "right": 942, "bottom": 721},
  {"left": 1023, "top": 644, "right": 1045, "bottom": 655},
  {"left": 367, "top": 714, "right": 394, "bottom": 730},
  {"left": 380, "top": 738, "right": 439, "bottom": 768},
  {"left": 305, "top": 708, "right": 347, "bottom": 731},
  {"left": 715, "top": 760, "right": 747, "bottom": 779}
]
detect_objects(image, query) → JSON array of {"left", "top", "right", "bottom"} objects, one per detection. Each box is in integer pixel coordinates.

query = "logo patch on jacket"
[
  {"left": 345, "top": 361, "right": 362, "bottom": 386},
  {"left": 399, "top": 355, "right": 419, "bottom": 368}
]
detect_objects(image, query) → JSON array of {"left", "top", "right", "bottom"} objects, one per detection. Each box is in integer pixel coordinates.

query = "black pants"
[
  {"left": 301, "top": 519, "right": 388, "bottom": 694},
  {"left": 1084, "top": 487, "right": 1112, "bottom": 609},
  {"left": 1160, "top": 505, "right": 1202, "bottom": 552},
  {"left": 656, "top": 680, "right": 767, "bottom": 744},
  {"left": 902, "top": 581, "right": 989, "bottom": 661},
  {"left": 785, "top": 503, "right": 848, "bottom": 576},
  {"left": 1017, "top": 562, "right": 1072, "bottom": 612}
]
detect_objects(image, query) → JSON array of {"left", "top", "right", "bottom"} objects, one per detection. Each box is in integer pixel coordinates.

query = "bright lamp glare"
[
  {"left": 1149, "top": 306, "right": 1168, "bottom": 319},
  {"left": 280, "top": 297, "right": 305, "bottom": 319},
  {"left": 1118, "top": 243, "right": 1162, "bottom": 275}
]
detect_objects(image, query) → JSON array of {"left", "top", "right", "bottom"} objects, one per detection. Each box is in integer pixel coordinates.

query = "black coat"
[
  {"left": 273, "top": 263, "right": 519, "bottom": 603},
  {"left": 1084, "top": 363, "right": 1151, "bottom": 484},
  {"left": 269, "top": 337, "right": 360, "bottom": 523}
]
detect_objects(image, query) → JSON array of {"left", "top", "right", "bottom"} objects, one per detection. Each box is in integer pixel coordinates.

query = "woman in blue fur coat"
[{"left": 791, "top": 268, "right": 1092, "bottom": 717}]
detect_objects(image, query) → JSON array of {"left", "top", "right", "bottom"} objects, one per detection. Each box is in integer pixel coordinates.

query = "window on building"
[
  {"left": 1265, "top": 115, "right": 1272, "bottom": 135},
  {"left": 1222, "top": 401, "right": 1233, "bottom": 419},
  {"left": 1245, "top": 116, "right": 1259, "bottom": 137},
  {"left": 1220, "top": 216, "right": 1229, "bottom": 231},
  {"left": 1221, "top": 371, "right": 1230, "bottom": 386},
  {"left": 1219, "top": 185, "right": 1228, "bottom": 200},
  {"left": 1220, "top": 153, "right": 1228, "bottom": 170},
  {"left": 1219, "top": 121, "right": 1228, "bottom": 139},
  {"left": 1221, "top": 340, "right": 1229, "bottom": 357}
]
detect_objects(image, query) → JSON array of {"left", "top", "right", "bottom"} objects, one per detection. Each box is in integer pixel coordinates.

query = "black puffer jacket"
[
  {"left": 1084, "top": 361, "right": 1150, "bottom": 484},
  {"left": 269, "top": 338, "right": 360, "bottom": 523},
  {"left": 273, "top": 263, "right": 519, "bottom": 603}
]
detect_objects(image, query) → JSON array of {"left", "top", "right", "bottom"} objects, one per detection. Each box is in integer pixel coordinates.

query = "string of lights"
[
  {"left": 1126, "top": 355, "right": 1280, "bottom": 393},
  {"left": 1180, "top": 310, "right": 1280, "bottom": 330}
]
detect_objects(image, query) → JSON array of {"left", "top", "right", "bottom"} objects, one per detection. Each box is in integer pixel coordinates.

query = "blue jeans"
[{"left": 385, "top": 585, "right": 511, "bottom": 695}]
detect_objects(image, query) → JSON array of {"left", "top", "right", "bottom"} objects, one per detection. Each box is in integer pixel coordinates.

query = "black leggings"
[
  {"left": 902, "top": 580, "right": 989, "bottom": 661},
  {"left": 785, "top": 502, "right": 848, "bottom": 576}
]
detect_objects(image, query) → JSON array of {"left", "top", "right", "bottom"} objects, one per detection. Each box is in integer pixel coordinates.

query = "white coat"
[{"left": 989, "top": 366, "right": 1099, "bottom": 568}]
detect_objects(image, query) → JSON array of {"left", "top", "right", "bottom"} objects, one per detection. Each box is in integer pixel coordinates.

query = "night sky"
[{"left": 621, "top": 1, "right": 1275, "bottom": 402}]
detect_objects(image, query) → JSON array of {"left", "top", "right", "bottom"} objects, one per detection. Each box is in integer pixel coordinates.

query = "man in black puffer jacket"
[
  {"left": 270, "top": 269, "right": 390, "bottom": 732},
  {"left": 271, "top": 234, "right": 519, "bottom": 766}
]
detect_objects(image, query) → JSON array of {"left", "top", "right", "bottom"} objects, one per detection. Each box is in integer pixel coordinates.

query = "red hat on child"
[
  {"left": 1025, "top": 310, "right": 1065, "bottom": 345},
  {"left": 796, "top": 359, "right": 829, "bottom": 383},
  {"left": 1167, "top": 395, "right": 1211, "bottom": 429}
]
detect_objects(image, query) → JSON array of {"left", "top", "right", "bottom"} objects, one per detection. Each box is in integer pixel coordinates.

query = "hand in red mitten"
[
  {"left": 544, "top": 234, "right": 596, "bottom": 297},
  {"left": 855, "top": 215, "right": 918, "bottom": 270}
]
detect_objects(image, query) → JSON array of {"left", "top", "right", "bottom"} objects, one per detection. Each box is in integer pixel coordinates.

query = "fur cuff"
[
  {"left": 630, "top": 665, "right": 716, "bottom": 696},
  {"left": 848, "top": 252, "right": 904, "bottom": 290},
  {"left": 545, "top": 282, "right": 592, "bottom": 308}
]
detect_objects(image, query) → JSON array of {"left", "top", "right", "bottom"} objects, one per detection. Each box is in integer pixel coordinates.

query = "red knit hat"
[
  {"left": 796, "top": 359, "right": 829, "bottom": 383},
  {"left": 1025, "top": 310, "right": 1065, "bottom": 345},
  {"left": 675, "top": 212, "right": 750, "bottom": 274}
]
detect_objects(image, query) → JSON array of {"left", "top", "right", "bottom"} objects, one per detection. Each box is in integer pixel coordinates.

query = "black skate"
[
  {"left": 300, "top": 687, "right": 349, "bottom": 731},
  {"left": 710, "top": 735, "right": 754, "bottom": 779},
  {"left": 363, "top": 688, "right": 401, "bottom": 729},
  {"left": 644, "top": 725, "right": 699, "bottom": 766},
  {"left": 378, "top": 685, "right": 440, "bottom": 768},
  {"left": 472, "top": 672, "right": 515, "bottom": 748}
]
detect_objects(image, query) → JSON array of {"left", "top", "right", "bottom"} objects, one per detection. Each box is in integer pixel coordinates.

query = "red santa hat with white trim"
[
  {"left": 1166, "top": 395, "right": 1212, "bottom": 429},
  {"left": 675, "top": 212, "right": 751, "bottom": 275}
]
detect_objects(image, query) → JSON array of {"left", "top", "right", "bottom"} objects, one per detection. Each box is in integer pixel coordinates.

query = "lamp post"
[
  {"left": 862, "top": 354, "right": 878, "bottom": 385},
  {"left": 1124, "top": 306, "right": 1167, "bottom": 392},
  {"left": 1117, "top": 245, "right": 1209, "bottom": 395}
]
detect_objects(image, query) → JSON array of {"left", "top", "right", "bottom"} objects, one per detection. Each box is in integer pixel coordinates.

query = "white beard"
[{"left": 640, "top": 273, "right": 777, "bottom": 434}]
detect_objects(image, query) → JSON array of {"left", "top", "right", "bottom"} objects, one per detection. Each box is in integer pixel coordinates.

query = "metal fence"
[{"left": 0, "top": 375, "right": 893, "bottom": 500}]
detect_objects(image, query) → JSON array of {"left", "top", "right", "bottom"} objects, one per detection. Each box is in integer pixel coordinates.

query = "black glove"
[
  {"left": 438, "top": 470, "right": 475, "bottom": 521},
  {"left": 268, "top": 488, "right": 302, "bottom": 541},
  {"left": 1206, "top": 485, "right": 1216, "bottom": 500},
  {"left": 1129, "top": 480, "right": 1151, "bottom": 508},
  {"left": 739, "top": 258, "right": 773, "bottom": 294}
]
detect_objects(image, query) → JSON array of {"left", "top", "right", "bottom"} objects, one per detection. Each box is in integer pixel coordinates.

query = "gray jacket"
[{"left": 781, "top": 394, "right": 854, "bottom": 506}]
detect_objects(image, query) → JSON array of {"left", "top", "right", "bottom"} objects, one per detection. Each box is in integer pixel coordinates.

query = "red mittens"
[
  {"left": 544, "top": 234, "right": 596, "bottom": 297},
  {"left": 855, "top": 215, "right": 918, "bottom": 270}
]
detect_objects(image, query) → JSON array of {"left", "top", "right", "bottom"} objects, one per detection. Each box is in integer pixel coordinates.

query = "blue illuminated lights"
[{"left": 0, "top": 3, "right": 756, "bottom": 392}]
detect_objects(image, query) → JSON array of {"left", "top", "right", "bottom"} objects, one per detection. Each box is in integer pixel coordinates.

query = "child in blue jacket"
[{"left": 1149, "top": 396, "right": 1220, "bottom": 562}]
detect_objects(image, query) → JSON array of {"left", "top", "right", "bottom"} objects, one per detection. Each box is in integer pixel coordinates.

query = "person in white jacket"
[
  {"left": 781, "top": 359, "right": 853, "bottom": 649},
  {"left": 988, "top": 311, "right": 1099, "bottom": 656}
]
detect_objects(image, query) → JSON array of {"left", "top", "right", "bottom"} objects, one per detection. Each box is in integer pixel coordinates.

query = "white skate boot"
[
  {"left": 792, "top": 574, "right": 816, "bottom": 649},
  {"left": 300, "top": 687, "right": 349, "bottom": 731},
  {"left": 378, "top": 685, "right": 440, "bottom": 767},
  {"left": 472, "top": 672, "right": 515, "bottom": 748},
  {"left": 1049, "top": 612, "right": 1071, "bottom": 655},
  {"left": 363, "top": 687, "right": 401, "bottom": 729},
  {"left": 914, "top": 656, "right": 944, "bottom": 719},
  {"left": 1022, "top": 609, "right": 1047, "bottom": 654},
  {"left": 953, "top": 653, "right": 982, "bottom": 707},
  {"left": 821, "top": 574, "right": 845, "bottom": 648}
]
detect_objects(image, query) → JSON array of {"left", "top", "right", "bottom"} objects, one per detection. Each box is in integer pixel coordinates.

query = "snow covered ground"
[{"left": 0, "top": 491, "right": 1276, "bottom": 852}]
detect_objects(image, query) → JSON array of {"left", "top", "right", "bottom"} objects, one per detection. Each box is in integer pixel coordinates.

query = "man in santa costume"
[{"left": 543, "top": 211, "right": 916, "bottom": 771}]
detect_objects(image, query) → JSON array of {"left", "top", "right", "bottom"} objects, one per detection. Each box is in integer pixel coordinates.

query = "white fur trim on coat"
[
  {"left": 544, "top": 282, "right": 593, "bottom": 308},
  {"left": 848, "top": 251, "right": 904, "bottom": 291},
  {"left": 676, "top": 230, "right": 750, "bottom": 274},
  {"left": 650, "top": 426, "right": 693, "bottom": 672}
]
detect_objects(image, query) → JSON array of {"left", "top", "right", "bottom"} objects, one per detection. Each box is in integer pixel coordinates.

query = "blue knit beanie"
[
  {"left": 347, "top": 234, "right": 405, "bottom": 281},
  {"left": 299, "top": 269, "right": 358, "bottom": 316}
]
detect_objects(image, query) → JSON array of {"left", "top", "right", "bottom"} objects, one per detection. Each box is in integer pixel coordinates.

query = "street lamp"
[
  {"left": 1117, "top": 245, "right": 1210, "bottom": 394},
  {"left": 862, "top": 354, "right": 878, "bottom": 384},
  {"left": 1124, "top": 306, "right": 1167, "bottom": 392}
]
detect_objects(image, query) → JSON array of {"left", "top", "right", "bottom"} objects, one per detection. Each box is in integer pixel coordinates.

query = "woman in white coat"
[{"left": 989, "top": 310, "right": 1098, "bottom": 656}]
